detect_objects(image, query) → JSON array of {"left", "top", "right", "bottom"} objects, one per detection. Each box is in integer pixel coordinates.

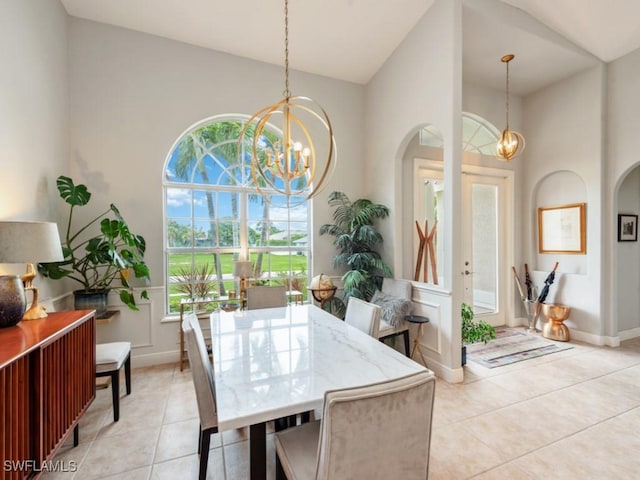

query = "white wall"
[
  {"left": 68, "top": 18, "right": 365, "bottom": 365},
  {"left": 608, "top": 48, "right": 640, "bottom": 341},
  {"left": 366, "top": 0, "right": 463, "bottom": 382},
  {"left": 522, "top": 65, "right": 607, "bottom": 342},
  {"left": 0, "top": 0, "right": 70, "bottom": 301},
  {"left": 616, "top": 168, "right": 640, "bottom": 333}
]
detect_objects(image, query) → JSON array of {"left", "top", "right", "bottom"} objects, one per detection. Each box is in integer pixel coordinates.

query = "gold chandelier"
[
  {"left": 496, "top": 54, "right": 525, "bottom": 161},
  {"left": 240, "top": 0, "right": 336, "bottom": 200}
]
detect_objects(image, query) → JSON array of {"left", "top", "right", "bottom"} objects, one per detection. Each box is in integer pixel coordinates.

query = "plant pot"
[
  {"left": 74, "top": 289, "right": 108, "bottom": 318},
  {"left": 461, "top": 344, "right": 467, "bottom": 366}
]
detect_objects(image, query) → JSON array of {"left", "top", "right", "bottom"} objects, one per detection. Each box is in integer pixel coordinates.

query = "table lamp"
[
  {"left": 233, "top": 260, "right": 253, "bottom": 300},
  {"left": 0, "top": 221, "right": 64, "bottom": 322}
]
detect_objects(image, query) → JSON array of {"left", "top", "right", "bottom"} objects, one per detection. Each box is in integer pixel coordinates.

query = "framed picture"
[
  {"left": 618, "top": 214, "right": 638, "bottom": 242},
  {"left": 538, "top": 203, "right": 586, "bottom": 254}
]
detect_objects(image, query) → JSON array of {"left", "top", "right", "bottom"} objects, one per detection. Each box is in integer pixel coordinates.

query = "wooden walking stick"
[{"left": 414, "top": 220, "right": 426, "bottom": 281}]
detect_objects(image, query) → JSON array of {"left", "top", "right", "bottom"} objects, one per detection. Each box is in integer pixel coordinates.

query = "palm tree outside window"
[{"left": 163, "top": 116, "right": 310, "bottom": 314}]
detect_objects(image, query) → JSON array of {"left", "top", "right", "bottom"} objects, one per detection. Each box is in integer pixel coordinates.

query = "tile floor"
[{"left": 43, "top": 332, "right": 640, "bottom": 479}]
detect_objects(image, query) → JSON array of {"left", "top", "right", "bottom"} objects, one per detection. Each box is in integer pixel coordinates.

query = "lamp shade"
[
  {"left": 0, "top": 222, "right": 64, "bottom": 263},
  {"left": 233, "top": 261, "right": 253, "bottom": 278}
]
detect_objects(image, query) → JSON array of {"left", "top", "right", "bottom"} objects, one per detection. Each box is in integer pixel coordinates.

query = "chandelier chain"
[{"left": 283, "top": 0, "right": 290, "bottom": 98}]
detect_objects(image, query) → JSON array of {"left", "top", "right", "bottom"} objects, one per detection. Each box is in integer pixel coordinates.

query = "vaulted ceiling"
[{"left": 60, "top": 0, "right": 640, "bottom": 95}]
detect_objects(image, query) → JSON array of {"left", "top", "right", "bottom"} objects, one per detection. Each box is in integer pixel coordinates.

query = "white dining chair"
[
  {"left": 344, "top": 297, "right": 381, "bottom": 338},
  {"left": 246, "top": 285, "right": 287, "bottom": 310},
  {"left": 182, "top": 313, "right": 218, "bottom": 480},
  {"left": 275, "top": 370, "right": 436, "bottom": 480},
  {"left": 374, "top": 278, "right": 413, "bottom": 356}
]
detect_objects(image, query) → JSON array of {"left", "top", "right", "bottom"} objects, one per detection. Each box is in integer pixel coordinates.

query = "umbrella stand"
[{"left": 528, "top": 300, "right": 542, "bottom": 333}]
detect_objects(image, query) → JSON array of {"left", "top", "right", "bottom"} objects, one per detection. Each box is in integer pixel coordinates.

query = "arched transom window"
[{"left": 163, "top": 116, "right": 310, "bottom": 314}]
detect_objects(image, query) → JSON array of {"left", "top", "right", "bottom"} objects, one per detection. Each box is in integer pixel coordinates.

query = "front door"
[{"left": 462, "top": 173, "right": 507, "bottom": 326}]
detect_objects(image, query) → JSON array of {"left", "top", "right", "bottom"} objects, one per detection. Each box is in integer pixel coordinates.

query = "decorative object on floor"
[
  {"left": 239, "top": 0, "right": 335, "bottom": 202},
  {"left": 466, "top": 328, "right": 572, "bottom": 368},
  {"left": 309, "top": 273, "right": 345, "bottom": 318},
  {"left": 0, "top": 221, "right": 64, "bottom": 322},
  {"left": 414, "top": 220, "right": 438, "bottom": 284},
  {"left": 461, "top": 302, "right": 496, "bottom": 365},
  {"left": 319, "top": 191, "right": 392, "bottom": 301},
  {"left": 496, "top": 54, "right": 525, "bottom": 161},
  {"left": 96, "top": 341, "right": 131, "bottom": 422},
  {"left": 617, "top": 213, "right": 638, "bottom": 242},
  {"left": 38, "top": 176, "right": 150, "bottom": 316},
  {"left": 538, "top": 203, "right": 586, "bottom": 254},
  {"left": 541, "top": 303, "right": 571, "bottom": 341}
]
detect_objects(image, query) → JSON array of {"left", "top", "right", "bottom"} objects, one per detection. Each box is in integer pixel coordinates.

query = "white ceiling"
[{"left": 60, "top": 0, "right": 640, "bottom": 95}]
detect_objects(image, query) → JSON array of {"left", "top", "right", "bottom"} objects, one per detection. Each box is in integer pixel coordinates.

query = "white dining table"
[{"left": 209, "top": 304, "right": 428, "bottom": 479}]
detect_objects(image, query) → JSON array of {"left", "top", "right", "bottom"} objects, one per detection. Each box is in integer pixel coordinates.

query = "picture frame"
[
  {"left": 538, "top": 203, "right": 586, "bottom": 254},
  {"left": 617, "top": 214, "right": 638, "bottom": 242}
]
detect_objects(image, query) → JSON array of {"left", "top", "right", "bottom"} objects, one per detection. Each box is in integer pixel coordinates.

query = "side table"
[{"left": 405, "top": 314, "right": 429, "bottom": 366}]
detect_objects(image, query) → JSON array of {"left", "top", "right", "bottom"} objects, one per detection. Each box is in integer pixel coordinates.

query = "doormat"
[{"left": 466, "top": 328, "right": 573, "bottom": 368}]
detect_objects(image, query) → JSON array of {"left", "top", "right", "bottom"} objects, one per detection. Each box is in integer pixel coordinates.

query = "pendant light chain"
[
  {"left": 505, "top": 59, "right": 510, "bottom": 129},
  {"left": 283, "top": 0, "right": 290, "bottom": 98}
]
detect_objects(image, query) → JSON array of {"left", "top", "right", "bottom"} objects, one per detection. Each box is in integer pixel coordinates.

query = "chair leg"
[
  {"left": 276, "top": 452, "right": 287, "bottom": 480},
  {"left": 73, "top": 424, "right": 79, "bottom": 446},
  {"left": 124, "top": 353, "right": 131, "bottom": 395},
  {"left": 198, "top": 429, "right": 211, "bottom": 480},
  {"left": 111, "top": 370, "right": 120, "bottom": 422},
  {"left": 403, "top": 330, "right": 411, "bottom": 358}
]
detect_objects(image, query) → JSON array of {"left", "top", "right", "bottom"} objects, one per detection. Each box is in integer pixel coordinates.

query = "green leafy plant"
[
  {"left": 461, "top": 302, "right": 496, "bottom": 344},
  {"left": 38, "top": 175, "right": 150, "bottom": 310},
  {"left": 319, "top": 191, "right": 392, "bottom": 301}
]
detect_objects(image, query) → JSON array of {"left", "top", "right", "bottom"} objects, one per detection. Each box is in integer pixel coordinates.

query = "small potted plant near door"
[
  {"left": 39, "top": 176, "right": 150, "bottom": 317},
  {"left": 461, "top": 302, "right": 496, "bottom": 365}
]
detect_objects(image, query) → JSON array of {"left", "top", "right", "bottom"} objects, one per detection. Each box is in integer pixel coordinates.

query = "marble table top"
[{"left": 210, "top": 304, "right": 427, "bottom": 430}]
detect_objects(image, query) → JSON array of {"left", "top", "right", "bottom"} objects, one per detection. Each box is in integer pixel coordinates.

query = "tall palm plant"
[{"left": 319, "top": 191, "right": 392, "bottom": 301}]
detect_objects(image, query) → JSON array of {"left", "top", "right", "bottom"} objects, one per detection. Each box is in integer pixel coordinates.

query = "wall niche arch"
[{"left": 534, "top": 170, "right": 588, "bottom": 275}]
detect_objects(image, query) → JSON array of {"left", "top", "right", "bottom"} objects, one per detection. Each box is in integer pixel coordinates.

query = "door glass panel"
[{"left": 471, "top": 183, "right": 498, "bottom": 314}]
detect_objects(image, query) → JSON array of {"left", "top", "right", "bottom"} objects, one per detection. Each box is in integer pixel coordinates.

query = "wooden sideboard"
[{"left": 0, "top": 310, "right": 96, "bottom": 479}]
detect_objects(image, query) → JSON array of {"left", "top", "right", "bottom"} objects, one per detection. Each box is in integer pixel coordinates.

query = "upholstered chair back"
[
  {"left": 246, "top": 285, "right": 287, "bottom": 310},
  {"left": 344, "top": 297, "right": 381, "bottom": 337},
  {"left": 315, "top": 370, "right": 435, "bottom": 479},
  {"left": 182, "top": 313, "right": 217, "bottom": 431}
]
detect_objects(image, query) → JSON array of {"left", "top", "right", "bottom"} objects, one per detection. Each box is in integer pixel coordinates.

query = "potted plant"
[
  {"left": 319, "top": 191, "right": 392, "bottom": 301},
  {"left": 461, "top": 302, "right": 496, "bottom": 365},
  {"left": 39, "top": 176, "right": 150, "bottom": 316}
]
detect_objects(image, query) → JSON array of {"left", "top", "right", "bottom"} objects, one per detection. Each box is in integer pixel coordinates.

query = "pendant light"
[
  {"left": 240, "top": 0, "right": 336, "bottom": 201},
  {"left": 496, "top": 54, "right": 525, "bottom": 161}
]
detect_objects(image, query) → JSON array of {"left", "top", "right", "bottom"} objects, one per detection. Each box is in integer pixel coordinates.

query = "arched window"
[
  {"left": 163, "top": 116, "right": 310, "bottom": 314},
  {"left": 419, "top": 112, "right": 500, "bottom": 155}
]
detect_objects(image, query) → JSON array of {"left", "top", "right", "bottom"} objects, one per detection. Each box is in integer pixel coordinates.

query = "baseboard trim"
[
  {"left": 131, "top": 350, "right": 180, "bottom": 369},
  {"left": 618, "top": 327, "right": 640, "bottom": 342}
]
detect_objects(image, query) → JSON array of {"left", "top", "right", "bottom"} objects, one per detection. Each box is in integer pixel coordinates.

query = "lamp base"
[
  {"left": 22, "top": 303, "right": 48, "bottom": 320},
  {"left": 22, "top": 286, "right": 48, "bottom": 320}
]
